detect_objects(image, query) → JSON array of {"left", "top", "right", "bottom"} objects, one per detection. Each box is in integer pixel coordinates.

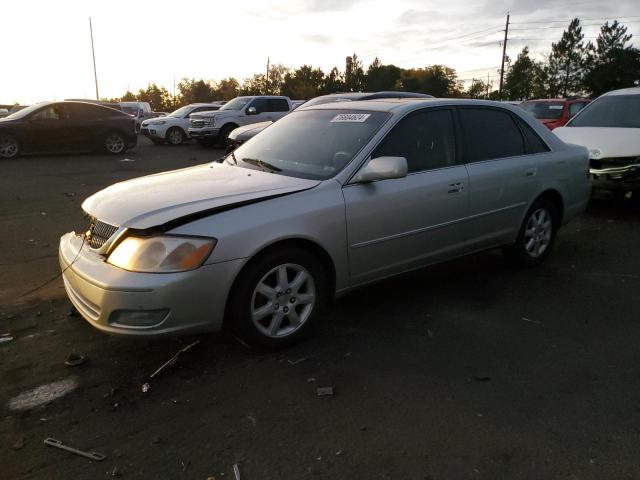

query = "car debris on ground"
[
  {"left": 64, "top": 353, "right": 85, "bottom": 367},
  {"left": 287, "top": 357, "right": 307, "bottom": 365},
  {"left": 149, "top": 340, "right": 200, "bottom": 379},
  {"left": 316, "top": 386, "right": 334, "bottom": 397},
  {"left": 0, "top": 333, "right": 13, "bottom": 344},
  {"left": 44, "top": 437, "right": 106, "bottom": 461},
  {"left": 233, "top": 463, "right": 241, "bottom": 480}
]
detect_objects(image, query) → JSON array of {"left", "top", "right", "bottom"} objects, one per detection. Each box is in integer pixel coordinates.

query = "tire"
[
  {"left": 227, "top": 247, "right": 328, "bottom": 348},
  {"left": 218, "top": 124, "right": 236, "bottom": 148},
  {"left": 104, "top": 132, "right": 126, "bottom": 155},
  {"left": 0, "top": 134, "right": 19, "bottom": 159},
  {"left": 166, "top": 127, "right": 185, "bottom": 146},
  {"left": 503, "top": 198, "right": 559, "bottom": 267}
]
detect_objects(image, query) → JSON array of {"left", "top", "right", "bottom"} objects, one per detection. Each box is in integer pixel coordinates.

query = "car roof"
[
  {"left": 305, "top": 98, "right": 526, "bottom": 114},
  {"left": 604, "top": 87, "right": 640, "bottom": 96}
]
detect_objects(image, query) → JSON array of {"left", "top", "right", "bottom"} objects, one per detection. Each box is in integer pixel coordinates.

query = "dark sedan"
[{"left": 0, "top": 101, "right": 137, "bottom": 159}]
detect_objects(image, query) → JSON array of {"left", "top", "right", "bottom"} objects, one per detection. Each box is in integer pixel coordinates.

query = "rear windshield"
[
  {"left": 227, "top": 109, "right": 390, "bottom": 180},
  {"left": 121, "top": 106, "right": 139, "bottom": 115},
  {"left": 520, "top": 101, "right": 565, "bottom": 119},
  {"left": 568, "top": 95, "right": 640, "bottom": 128}
]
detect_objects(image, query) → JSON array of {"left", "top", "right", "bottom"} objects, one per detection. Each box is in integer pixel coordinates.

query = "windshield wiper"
[{"left": 241, "top": 157, "right": 282, "bottom": 172}]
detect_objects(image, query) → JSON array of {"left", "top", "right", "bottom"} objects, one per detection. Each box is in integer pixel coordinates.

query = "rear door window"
[
  {"left": 459, "top": 108, "right": 525, "bottom": 163},
  {"left": 248, "top": 98, "right": 268, "bottom": 114}
]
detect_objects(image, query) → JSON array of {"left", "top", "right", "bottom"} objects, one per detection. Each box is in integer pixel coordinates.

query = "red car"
[{"left": 520, "top": 98, "right": 590, "bottom": 130}]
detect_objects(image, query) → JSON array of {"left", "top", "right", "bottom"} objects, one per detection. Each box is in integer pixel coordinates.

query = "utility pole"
[
  {"left": 89, "top": 17, "right": 99, "bottom": 100},
  {"left": 487, "top": 72, "right": 491, "bottom": 99},
  {"left": 265, "top": 57, "right": 270, "bottom": 95},
  {"left": 498, "top": 12, "right": 510, "bottom": 100},
  {"left": 173, "top": 74, "right": 176, "bottom": 110}
]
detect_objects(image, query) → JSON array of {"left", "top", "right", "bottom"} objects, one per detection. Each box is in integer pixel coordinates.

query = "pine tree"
[
  {"left": 548, "top": 18, "right": 588, "bottom": 97},
  {"left": 504, "top": 47, "right": 536, "bottom": 100}
]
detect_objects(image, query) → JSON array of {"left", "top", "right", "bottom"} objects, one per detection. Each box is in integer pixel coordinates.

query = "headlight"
[
  {"left": 206, "top": 117, "right": 216, "bottom": 127},
  {"left": 151, "top": 120, "right": 166, "bottom": 125},
  {"left": 107, "top": 235, "right": 216, "bottom": 273}
]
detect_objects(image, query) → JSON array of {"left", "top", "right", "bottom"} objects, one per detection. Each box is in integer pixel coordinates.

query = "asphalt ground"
[{"left": 1, "top": 137, "right": 639, "bottom": 479}]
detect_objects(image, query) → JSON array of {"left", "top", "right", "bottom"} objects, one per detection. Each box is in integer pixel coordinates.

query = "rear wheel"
[
  {"left": 104, "top": 132, "right": 126, "bottom": 154},
  {"left": 0, "top": 134, "right": 19, "bottom": 159},
  {"left": 228, "top": 248, "right": 328, "bottom": 348},
  {"left": 503, "top": 198, "right": 559, "bottom": 267},
  {"left": 166, "top": 127, "right": 185, "bottom": 146}
]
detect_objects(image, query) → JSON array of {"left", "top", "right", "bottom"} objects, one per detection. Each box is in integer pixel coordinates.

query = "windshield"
[
  {"left": 520, "top": 101, "right": 565, "bottom": 119},
  {"left": 568, "top": 95, "right": 640, "bottom": 128},
  {"left": 3, "top": 103, "right": 48, "bottom": 120},
  {"left": 220, "top": 97, "right": 251, "bottom": 111},
  {"left": 227, "top": 109, "right": 390, "bottom": 180},
  {"left": 169, "top": 106, "right": 191, "bottom": 117}
]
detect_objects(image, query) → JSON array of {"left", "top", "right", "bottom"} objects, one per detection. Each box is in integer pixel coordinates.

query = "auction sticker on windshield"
[{"left": 330, "top": 113, "right": 371, "bottom": 123}]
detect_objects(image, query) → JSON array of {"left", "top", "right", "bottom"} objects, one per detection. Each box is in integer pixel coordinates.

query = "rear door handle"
[
  {"left": 448, "top": 182, "right": 464, "bottom": 194},
  {"left": 525, "top": 168, "right": 537, "bottom": 177}
]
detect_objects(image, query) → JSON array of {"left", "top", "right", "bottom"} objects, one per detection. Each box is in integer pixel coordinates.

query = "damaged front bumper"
[
  {"left": 590, "top": 161, "right": 640, "bottom": 191},
  {"left": 59, "top": 232, "right": 243, "bottom": 337}
]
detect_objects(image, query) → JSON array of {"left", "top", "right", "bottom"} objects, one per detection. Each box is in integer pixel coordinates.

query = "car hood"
[
  {"left": 229, "top": 121, "right": 273, "bottom": 141},
  {"left": 82, "top": 162, "right": 320, "bottom": 230},
  {"left": 554, "top": 127, "right": 640, "bottom": 158}
]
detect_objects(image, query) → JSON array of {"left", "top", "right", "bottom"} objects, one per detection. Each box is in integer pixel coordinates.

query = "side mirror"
[
  {"left": 247, "top": 106, "right": 257, "bottom": 115},
  {"left": 352, "top": 156, "right": 408, "bottom": 183}
]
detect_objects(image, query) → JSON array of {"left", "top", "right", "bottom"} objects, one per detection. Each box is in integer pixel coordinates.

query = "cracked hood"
[{"left": 82, "top": 162, "right": 320, "bottom": 229}]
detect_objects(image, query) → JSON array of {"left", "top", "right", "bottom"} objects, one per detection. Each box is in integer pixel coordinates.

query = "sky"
[{"left": 1, "top": 0, "right": 639, "bottom": 105}]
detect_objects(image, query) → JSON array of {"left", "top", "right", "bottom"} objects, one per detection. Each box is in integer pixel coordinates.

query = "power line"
[
  {"left": 511, "top": 20, "right": 640, "bottom": 30},
  {"left": 423, "top": 27, "right": 503, "bottom": 52},
  {"left": 512, "top": 15, "right": 640, "bottom": 25}
]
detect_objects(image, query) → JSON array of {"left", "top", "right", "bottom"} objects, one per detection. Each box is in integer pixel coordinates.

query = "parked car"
[
  {"left": 520, "top": 98, "right": 590, "bottom": 130},
  {"left": 554, "top": 87, "right": 640, "bottom": 199},
  {"left": 0, "top": 101, "right": 137, "bottom": 159},
  {"left": 60, "top": 99, "right": 589, "bottom": 347},
  {"left": 188, "top": 96, "right": 293, "bottom": 146},
  {"left": 141, "top": 102, "right": 226, "bottom": 146},
  {"left": 65, "top": 99, "right": 124, "bottom": 111},
  {"left": 226, "top": 91, "right": 434, "bottom": 151},
  {"left": 119, "top": 101, "right": 154, "bottom": 131}
]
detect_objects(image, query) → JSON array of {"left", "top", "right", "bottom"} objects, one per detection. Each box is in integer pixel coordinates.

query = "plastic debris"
[
  {"left": 0, "top": 335, "right": 13, "bottom": 344},
  {"left": 142, "top": 383, "right": 151, "bottom": 393},
  {"left": 119, "top": 158, "right": 135, "bottom": 162},
  {"left": 64, "top": 353, "right": 85, "bottom": 367},
  {"left": 522, "top": 317, "right": 543, "bottom": 325},
  {"left": 307, "top": 377, "right": 316, "bottom": 383},
  {"left": 150, "top": 340, "right": 200, "bottom": 379},
  {"left": 233, "top": 463, "right": 241, "bottom": 480},
  {"left": 287, "top": 357, "right": 307, "bottom": 365},
  {"left": 317, "top": 386, "right": 334, "bottom": 397},
  {"left": 13, "top": 437, "right": 25, "bottom": 450}
]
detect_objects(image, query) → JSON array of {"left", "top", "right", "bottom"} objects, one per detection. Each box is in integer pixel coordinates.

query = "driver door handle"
[{"left": 448, "top": 182, "right": 465, "bottom": 194}]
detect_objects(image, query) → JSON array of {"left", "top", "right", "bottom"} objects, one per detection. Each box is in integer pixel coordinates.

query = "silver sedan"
[{"left": 59, "top": 99, "right": 590, "bottom": 347}]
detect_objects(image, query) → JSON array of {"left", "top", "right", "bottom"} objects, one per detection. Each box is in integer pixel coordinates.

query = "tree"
[
  {"left": 548, "top": 18, "right": 589, "bottom": 97},
  {"left": 320, "top": 67, "right": 344, "bottom": 94},
  {"left": 504, "top": 47, "right": 537, "bottom": 100},
  {"left": 583, "top": 21, "right": 640, "bottom": 96},
  {"left": 136, "top": 83, "right": 172, "bottom": 111},
  {"left": 399, "top": 65, "right": 462, "bottom": 97},
  {"left": 365, "top": 57, "right": 402, "bottom": 91},
  {"left": 344, "top": 53, "right": 365, "bottom": 92},
  {"left": 239, "top": 74, "right": 266, "bottom": 95},
  {"left": 177, "top": 78, "right": 215, "bottom": 105},
  {"left": 214, "top": 77, "right": 240, "bottom": 100},
  {"left": 466, "top": 79, "right": 488, "bottom": 99},
  {"left": 281, "top": 65, "right": 325, "bottom": 99},
  {"left": 119, "top": 91, "right": 136, "bottom": 102},
  {"left": 265, "top": 64, "right": 289, "bottom": 95}
]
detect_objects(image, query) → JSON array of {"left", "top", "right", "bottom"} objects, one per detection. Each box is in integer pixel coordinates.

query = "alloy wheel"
[
  {"left": 524, "top": 208, "right": 552, "bottom": 258},
  {"left": 251, "top": 263, "right": 316, "bottom": 338},
  {"left": 105, "top": 134, "right": 125, "bottom": 154},
  {"left": 168, "top": 129, "right": 183, "bottom": 145},
  {"left": 0, "top": 136, "right": 18, "bottom": 158}
]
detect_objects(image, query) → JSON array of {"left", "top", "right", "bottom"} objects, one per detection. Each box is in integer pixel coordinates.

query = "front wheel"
[
  {"left": 503, "top": 198, "right": 559, "bottom": 267},
  {"left": 166, "top": 127, "right": 185, "bottom": 146},
  {"left": 218, "top": 124, "right": 235, "bottom": 148},
  {"left": 227, "top": 248, "right": 328, "bottom": 348},
  {"left": 0, "top": 134, "right": 19, "bottom": 159},
  {"left": 104, "top": 132, "right": 126, "bottom": 154}
]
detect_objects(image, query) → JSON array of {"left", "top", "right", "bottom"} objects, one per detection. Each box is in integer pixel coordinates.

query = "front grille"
[
  {"left": 86, "top": 219, "right": 118, "bottom": 249},
  {"left": 190, "top": 119, "right": 205, "bottom": 128}
]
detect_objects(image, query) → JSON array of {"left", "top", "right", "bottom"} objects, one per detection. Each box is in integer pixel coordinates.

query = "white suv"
[{"left": 141, "top": 102, "right": 225, "bottom": 145}]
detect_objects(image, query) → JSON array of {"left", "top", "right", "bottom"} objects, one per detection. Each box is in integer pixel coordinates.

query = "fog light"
[{"left": 109, "top": 309, "right": 169, "bottom": 328}]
